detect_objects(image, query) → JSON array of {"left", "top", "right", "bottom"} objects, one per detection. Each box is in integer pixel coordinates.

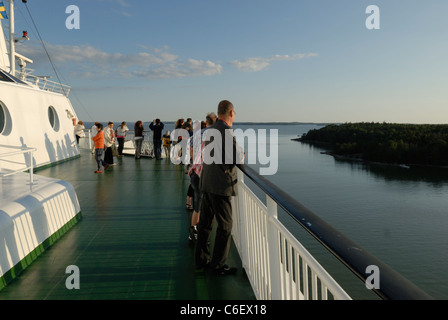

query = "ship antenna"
[{"left": 8, "top": 0, "right": 16, "bottom": 75}]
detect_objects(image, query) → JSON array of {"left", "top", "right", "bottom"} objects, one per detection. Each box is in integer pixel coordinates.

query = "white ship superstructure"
[
  {"left": 0, "top": 2, "right": 79, "bottom": 171},
  {"left": 0, "top": 0, "right": 81, "bottom": 288}
]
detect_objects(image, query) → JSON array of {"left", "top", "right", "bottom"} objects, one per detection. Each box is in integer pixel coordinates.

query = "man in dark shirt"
[
  {"left": 195, "top": 100, "right": 244, "bottom": 275},
  {"left": 149, "top": 118, "right": 164, "bottom": 160}
]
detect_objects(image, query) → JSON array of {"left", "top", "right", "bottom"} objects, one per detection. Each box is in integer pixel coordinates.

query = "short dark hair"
[
  {"left": 97, "top": 123, "right": 103, "bottom": 130},
  {"left": 217, "top": 100, "right": 233, "bottom": 116},
  {"left": 206, "top": 112, "right": 217, "bottom": 125},
  {"left": 156, "top": 118, "right": 160, "bottom": 124}
]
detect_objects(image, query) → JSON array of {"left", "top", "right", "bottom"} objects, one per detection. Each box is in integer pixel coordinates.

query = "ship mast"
[{"left": 9, "top": 0, "right": 15, "bottom": 75}]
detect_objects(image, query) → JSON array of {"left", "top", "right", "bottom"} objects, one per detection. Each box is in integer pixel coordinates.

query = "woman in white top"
[
  {"left": 74, "top": 121, "right": 85, "bottom": 145},
  {"left": 104, "top": 122, "right": 115, "bottom": 165},
  {"left": 116, "top": 121, "right": 129, "bottom": 156}
]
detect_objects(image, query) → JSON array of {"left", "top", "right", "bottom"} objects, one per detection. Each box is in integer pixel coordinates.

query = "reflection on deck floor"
[{"left": 0, "top": 149, "right": 255, "bottom": 300}]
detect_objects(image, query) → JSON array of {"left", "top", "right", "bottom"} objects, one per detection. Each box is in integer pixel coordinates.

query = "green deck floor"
[{"left": 0, "top": 149, "right": 255, "bottom": 300}]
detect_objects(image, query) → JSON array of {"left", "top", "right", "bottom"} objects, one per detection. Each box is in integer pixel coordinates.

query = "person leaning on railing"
[
  {"left": 187, "top": 113, "right": 217, "bottom": 243},
  {"left": 134, "top": 121, "right": 144, "bottom": 159},
  {"left": 74, "top": 120, "right": 85, "bottom": 145},
  {"left": 116, "top": 121, "right": 129, "bottom": 157},
  {"left": 195, "top": 100, "right": 245, "bottom": 276}
]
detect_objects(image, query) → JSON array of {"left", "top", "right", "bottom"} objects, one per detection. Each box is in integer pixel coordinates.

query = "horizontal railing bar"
[
  {"left": 0, "top": 145, "right": 37, "bottom": 185},
  {"left": 0, "top": 148, "right": 37, "bottom": 158},
  {"left": 0, "top": 146, "right": 37, "bottom": 158},
  {"left": 0, "top": 166, "right": 31, "bottom": 177},
  {"left": 237, "top": 164, "right": 433, "bottom": 300},
  {"left": 0, "top": 144, "right": 37, "bottom": 150}
]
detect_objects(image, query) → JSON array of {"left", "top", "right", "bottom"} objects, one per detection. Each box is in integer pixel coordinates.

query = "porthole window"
[
  {"left": 0, "top": 102, "right": 5, "bottom": 134},
  {"left": 48, "top": 106, "right": 60, "bottom": 132},
  {"left": 0, "top": 101, "right": 12, "bottom": 136}
]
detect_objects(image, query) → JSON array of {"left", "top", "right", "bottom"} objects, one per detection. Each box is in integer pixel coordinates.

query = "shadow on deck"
[{"left": 0, "top": 149, "right": 255, "bottom": 300}]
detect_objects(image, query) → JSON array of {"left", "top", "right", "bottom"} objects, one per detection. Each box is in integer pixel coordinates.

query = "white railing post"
[
  {"left": 266, "top": 195, "right": 282, "bottom": 299},
  {"left": 236, "top": 169, "right": 248, "bottom": 269},
  {"left": 29, "top": 149, "right": 34, "bottom": 185},
  {"left": 88, "top": 129, "right": 92, "bottom": 150}
]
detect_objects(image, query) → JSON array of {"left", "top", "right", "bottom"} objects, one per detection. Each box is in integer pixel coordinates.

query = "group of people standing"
[
  {"left": 90, "top": 121, "right": 129, "bottom": 173},
  {"left": 73, "top": 120, "right": 119, "bottom": 173},
  {"left": 80, "top": 100, "right": 243, "bottom": 276},
  {"left": 133, "top": 119, "right": 167, "bottom": 159},
  {"left": 88, "top": 119, "right": 168, "bottom": 172},
  {"left": 154, "top": 103, "right": 244, "bottom": 276}
]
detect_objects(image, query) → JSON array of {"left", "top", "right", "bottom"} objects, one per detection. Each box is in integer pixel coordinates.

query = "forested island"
[{"left": 296, "top": 122, "right": 448, "bottom": 167}]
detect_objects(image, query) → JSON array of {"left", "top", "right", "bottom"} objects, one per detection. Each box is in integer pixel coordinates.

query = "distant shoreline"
[
  {"left": 293, "top": 121, "right": 448, "bottom": 170},
  {"left": 295, "top": 138, "right": 448, "bottom": 169},
  {"left": 83, "top": 121, "right": 330, "bottom": 126}
]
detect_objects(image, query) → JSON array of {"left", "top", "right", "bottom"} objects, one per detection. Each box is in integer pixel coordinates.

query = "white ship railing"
[
  {"left": 0, "top": 144, "right": 37, "bottom": 185},
  {"left": 19, "top": 68, "right": 71, "bottom": 97},
  {"left": 78, "top": 130, "right": 155, "bottom": 157},
  {"left": 232, "top": 164, "right": 432, "bottom": 300},
  {"left": 232, "top": 169, "right": 351, "bottom": 300},
  {"left": 122, "top": 132, "right": 154, "bottom": 157}
]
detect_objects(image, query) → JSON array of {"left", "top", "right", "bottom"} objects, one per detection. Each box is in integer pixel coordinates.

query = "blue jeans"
[
  {"left": 154, "top": 139, "right": 162, "bottom": 159},
  {"left": 135, "top": 138, "right": 143, "bottom": 158},
  {"left": 95, "top": 148, "right": 107, "bottom": 170}
]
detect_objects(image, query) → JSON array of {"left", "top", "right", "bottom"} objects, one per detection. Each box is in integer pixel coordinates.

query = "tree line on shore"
[{"left": 299, "top": 122, "right": 448, "bottom": 166}]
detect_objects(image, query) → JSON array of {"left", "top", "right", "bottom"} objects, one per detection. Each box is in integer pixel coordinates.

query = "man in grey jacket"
[{"left": 195, "top": 100, "right": 244, "bottom": 275}]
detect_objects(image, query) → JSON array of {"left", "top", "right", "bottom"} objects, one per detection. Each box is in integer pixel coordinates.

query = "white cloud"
[
  {"left": 132, "top": 59, "right": 222, "bottom": 79},
  {"left": 17, "top": 42, "right": 315, "bottom": 80},
  {"left": 18, "top": 43, "right": 221, "bottom": 79},
  {"left": 229, "top": 53, "right": 318, "bottom": 72}
]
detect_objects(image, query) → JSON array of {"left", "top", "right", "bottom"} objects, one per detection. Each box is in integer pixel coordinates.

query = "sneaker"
[
  {"left": 104, "top": 164, "right": 110, "bottom": 171},
  {"left": 193, "top": 225, "right": 198, "bottom": 241},
  {"left": 94, "top": 170, "right": 102, "bottom": 173},
  {"left": 212, "top": 265, "right": 237, "bottom": 275},
  {"left": 188, "top": 225, "right": 198, "bottom": 242}
]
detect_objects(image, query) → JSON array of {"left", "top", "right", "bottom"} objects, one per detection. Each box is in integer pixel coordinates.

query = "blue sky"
[{"left": 8, "top": 0, "right": 448, "bottom": 123}]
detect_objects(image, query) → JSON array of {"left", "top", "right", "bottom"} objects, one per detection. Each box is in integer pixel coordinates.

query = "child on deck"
[
  {"left": 92, "top": 123, "right": 109, "bottom": 173},
  {"left": 162, "top": 131, "right": 171, "bottom": 159}
]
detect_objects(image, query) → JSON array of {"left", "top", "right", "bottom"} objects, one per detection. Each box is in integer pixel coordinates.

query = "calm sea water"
[
  {"left": 84, "top": 121, "right": 448, "bottom": 299},
  {"left": 233, "top": 123, "right": 448, "bottom": 300}
]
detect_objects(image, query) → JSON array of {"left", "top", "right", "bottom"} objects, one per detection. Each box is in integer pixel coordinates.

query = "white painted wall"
[{"left": 0, "top": 81, "right": 80, "bottom": 171}]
